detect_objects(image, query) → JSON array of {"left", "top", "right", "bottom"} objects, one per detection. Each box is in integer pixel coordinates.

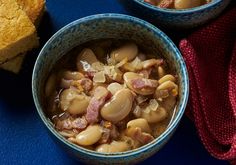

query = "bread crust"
[
  {"left": 16, "top": 0, "right": 45, "bottom": 25},
  {"left": 0, "top": 54, "right": 25, "bottom": 73},
  {"left": 0, "top": 0, "right": 45, "bottom": 73}
]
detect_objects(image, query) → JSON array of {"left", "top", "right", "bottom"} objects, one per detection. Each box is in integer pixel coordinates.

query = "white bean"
[
  {"left": 122, "top": 57, "right": 143, "bottom": 72},
  {"left": 157, "top": 66, "right": 165, "bottom": 78},
  {"left": 127, "top": 118, "right": 151, "bottom": 133},
  {"left": 96, "top": 141, "right": 130, "bottom": 153},
  {"left": 100, "top": 89, "right": 134, "bottom": 123},
  {"left": 107, "top": 82, "right": 124, "bottom": 95},
  {"left": 75, "top": 125, "right": 102, "bottom": 146},
  {"left": 110, "top": 43, "right": 138, "bottom": 62},
  {"left": 156, "top": 80, "right": 178, "bottom": 97},
  {"left": 60, "top": 88, "right": 79, "bottom": 111},
  {"left": 60, "top": 88, "right": 89, "bottom": 115},
  {"left": 68, "top": 97, "right": 90, "bottom": 115},
  {"left": 160, "top": 95, "right": 177, "bottom": 113},
  {"left": 59, "top": 130, "right": 76, "bottom": 138},
  {"left": 61, "top": 71, "right": 84, "bottom": 80},
  {"left": 141, "top": 107, "right": 167, "bottom": 123},
  {"left": 158, "top": 80, "right": 177, "bottom": 90},
  {"left": 158, "top": 74, "right": 176, "bottom": 84},
  {"left": 174, "top": 0, "right": 202, "bottom": 9},
  {"left": 77, "top": 48, "right": 98, "bottom": 71}
]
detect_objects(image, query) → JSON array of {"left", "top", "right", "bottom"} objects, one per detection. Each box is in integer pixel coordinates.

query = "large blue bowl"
[
  {"left": 32, "top": 13, "right": 189, "bottom": 164},
  {"left": 120, "top": 0, "right": 231, "bottom": 29}
]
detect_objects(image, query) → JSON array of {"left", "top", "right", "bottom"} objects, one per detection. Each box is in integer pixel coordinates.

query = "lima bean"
[
  {"left": 141, "top": 107, "right": 167, "bottom": 123},
  {"left": 75, "top": 125, "right": 102, "bottom": 146},
  {"left": 77, "top": 48, "right": 99, "bottom": 71},
  {"left": 174, "top": 0, "right": 201, "bottom": 9},
  {"left": 100, "top": 89, "right": 134, "bottom": 123},
  {"left": 110, "top": 43, "right": 138, "bottom": 62},
  {"left": 127, "top": 118, "right": 151, "bottom": 133},
  {"left": 96, "top": 141, "right": 130, "bottom": 153}
]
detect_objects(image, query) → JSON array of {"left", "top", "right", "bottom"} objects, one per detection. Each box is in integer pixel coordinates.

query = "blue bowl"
[
  {"left": 32, "top": 13, "right": 189, "bottom": 164},
  {"left": 120, "top": 0, "right": 231, "bottom": 29}
]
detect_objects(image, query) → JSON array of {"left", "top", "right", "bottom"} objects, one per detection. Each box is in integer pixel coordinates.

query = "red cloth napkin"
[{"left": 179, "top": 7, "right": 236, "bottom": 164}]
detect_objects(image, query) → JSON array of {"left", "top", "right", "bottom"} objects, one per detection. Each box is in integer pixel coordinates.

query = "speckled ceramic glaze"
[
  {"left": 32, "top": 14, "right": 189, "bottom": 164},
  {"left": 121, "top": 0, "right": 231, "bottom": 29}
]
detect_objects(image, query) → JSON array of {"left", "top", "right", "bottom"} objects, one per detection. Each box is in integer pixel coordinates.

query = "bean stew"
[
  {"left": 45, "top": 39, "right": 179, "bottom": 153},
  {"left": 144, "top": 0, "right": 212, "bottom": 10}
]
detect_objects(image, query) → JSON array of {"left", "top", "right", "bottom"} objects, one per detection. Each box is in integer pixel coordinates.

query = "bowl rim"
[
  {"left": 32, "top": 13, "right": 189, "bottom": 158},
  {"left": 133, "top": 0, "right": 222, "bottom": 14}
]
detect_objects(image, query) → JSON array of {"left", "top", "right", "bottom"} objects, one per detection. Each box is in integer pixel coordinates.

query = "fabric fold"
[{"left": 179, "top": 7, "right": 236, "bottom": 163}]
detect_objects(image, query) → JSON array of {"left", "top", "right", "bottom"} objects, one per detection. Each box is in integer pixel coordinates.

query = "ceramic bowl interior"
[
  {"left": 121, "top": 0, "right": 231, "bottom": 28},
  {"left": 32, "top": 13, "right": 189, "bottom": 164}
]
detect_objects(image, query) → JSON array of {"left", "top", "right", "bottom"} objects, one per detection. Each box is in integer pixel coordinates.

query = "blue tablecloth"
[{"left": 0, "top": 0, "right": 229, "bottom": 164}]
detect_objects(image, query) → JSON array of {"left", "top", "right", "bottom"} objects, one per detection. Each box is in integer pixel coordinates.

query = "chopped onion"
[
  {"left": 136, "top": 95, "right": 148, "bottom": 105},
  {"left": 122, "top": 57, "right": 143, "bottom": 71},
  {"left": 92, "top": 62, "right": 105, "bottom": 71},
  {"left": 93, "top": 71, "right": 106, "bottom": 83},
  {"left": 143, "top": 108, "right": 150, "bottom": 114},
  {"left": 133, "top": 105, "right": 142, "bottom": 118},
  {"left": 149, "top": 99, "right": 159, "bottom": 111}
]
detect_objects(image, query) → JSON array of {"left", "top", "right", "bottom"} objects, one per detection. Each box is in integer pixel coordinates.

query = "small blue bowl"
[
  {"left": 120, "top": 0, "right": 231, "bottom": 29},
  {"left": 32, "top": 13, "right": 189, "bottom": 164}
]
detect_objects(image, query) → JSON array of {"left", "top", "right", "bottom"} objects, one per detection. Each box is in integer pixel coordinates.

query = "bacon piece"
[
  {"left": 55, "top": 116, "right": 88, "bottom": 130},
  {"left": 85, "top": 98, "right": 105, "bottom": 123},
  {"left": 55, "top": 118, "right": 72, "bottom": 130},
  {"left": 85, "top": 87, "right": 110, "bottom": 123},
  {"left": 70, "top": 78, "right": 93, "bottom": 93},
  {"left": 71, "top": 117, "right": 88, "bottom": 129},
  {"left": 158, "top": 0, "right": 174, "bottom": 8},
  {"left": 79, "top": 78, "right": 93, "bottom": 91},
  {"left": 138, "top": 68, "right": 152, "bottom": 78},
  {"left": 131, "top": 78, "right": 158, "bottom": 89},
  {"left": 84, "top": 70, "right": 97, "bottom": 78}
]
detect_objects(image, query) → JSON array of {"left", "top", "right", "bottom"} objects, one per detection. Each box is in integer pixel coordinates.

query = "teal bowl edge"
[
  {"left": 133, "top": 0, "right": 223, "bottom": 14},
  {"left": 123, "top": 0, "right": 231, "bottom": 29},
  {"left": 32, "top": 13, "right": 189, "bottom": 160}
]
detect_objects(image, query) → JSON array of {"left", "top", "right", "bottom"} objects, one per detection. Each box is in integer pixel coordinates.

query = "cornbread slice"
[
  {"left": 0, "top": 0, "right": 45, "bottom": 73},
  {"left": 16, "top": 0, "right": 45, "bottom": 27},
  {"left": 0, "top": 54, "right": 25, "bottom": 73},
  {"left": 0, "top": 0, "right": 39, "bottom": 64}
]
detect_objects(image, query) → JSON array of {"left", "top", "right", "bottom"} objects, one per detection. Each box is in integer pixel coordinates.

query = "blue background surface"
[{"left": 0, "top": 0, "right": 231, "bottom": 164}]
